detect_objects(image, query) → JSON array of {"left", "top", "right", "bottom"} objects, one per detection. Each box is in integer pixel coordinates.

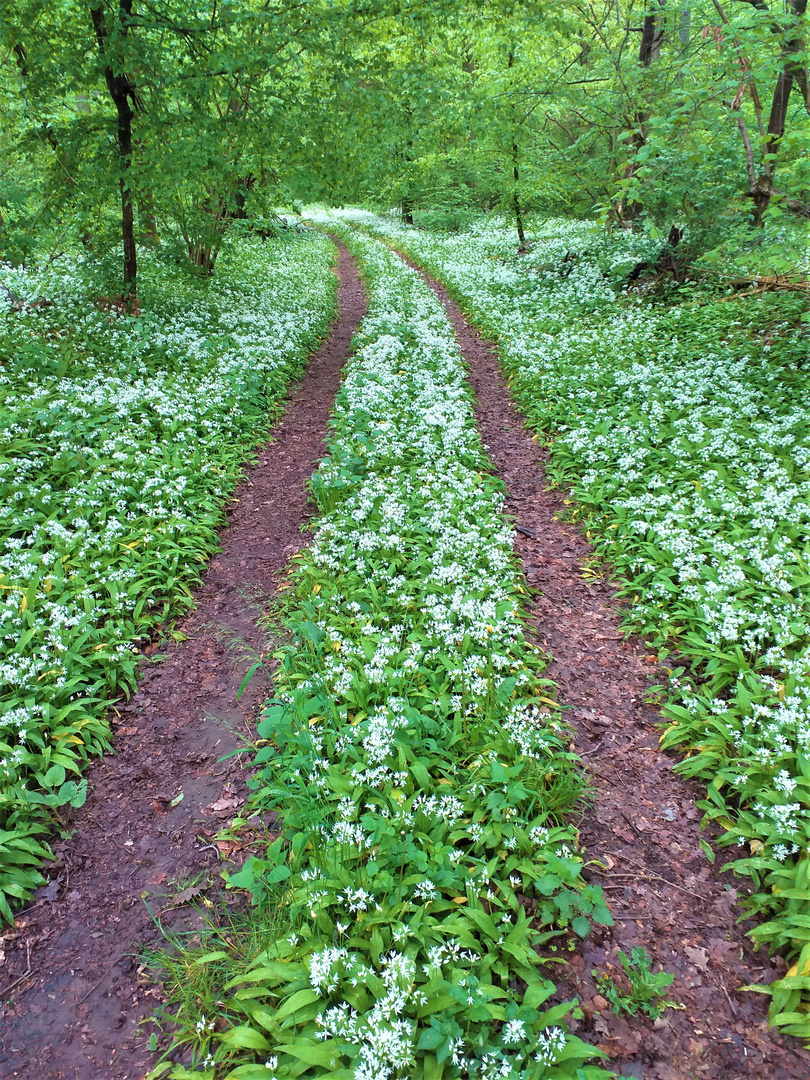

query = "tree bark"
[
  {"left": 751, "top": 1, "right": 809, "bottom": 224},
  {"left": 401, "top": 124, "right": 415, "bottom": 224},
  {"left": 139, "top": 190, "right": 159, "bottom": 244},
  {"left": 512, "top": 143, "right": 526, "bottom": 247},
  {"left": 507, "top": 50, "right": 526, "bottom": 247},
  {"left": 639, "top": 3, "right": 666, "bottom": 67},
  {"left": 679, "top": 3, "right": 691, "bottom": 55},
  {"left": 619, "top": 2, "right": 666, "bottom": 223},
  {"left": 90, "top": 1, "right": 138, "bottom": 295}
]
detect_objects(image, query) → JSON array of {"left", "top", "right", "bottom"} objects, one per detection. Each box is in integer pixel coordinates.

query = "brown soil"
[
  {"left": 0, "top": 242, "right": 366, "bottom": 1080},
  {"left": 404, "top": 255, "right": 810, "bottom": 1080}
]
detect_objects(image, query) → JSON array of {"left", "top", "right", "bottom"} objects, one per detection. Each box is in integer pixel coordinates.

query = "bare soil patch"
[
  {"left": 0, "top": 242, "right": 366, "bottom": 1080},
  {"left": 405, "top": 255, "right": 810, "bottom": 1080}
]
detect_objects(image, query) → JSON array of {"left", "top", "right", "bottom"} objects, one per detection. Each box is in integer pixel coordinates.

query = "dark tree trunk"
[
  {"left": 232, "top": 174, "right": 256, "bottom": 221},
  {"left": 400, "top": 120, "right": 415, "bottom": 225},
  {"left": 90, "top": 0, "right": 137, "bottom": 296},
  {"left": 752, "top": 1, "right": 809, "bottom": 224},
  {"left": 620, "top": 1, "right": 666, "bottom": 223},
  {"left": 512, "top": 144, "right": 525, "bottom": 248},
  {"left": 639, "top": 4, "right": 665, "bottom": 67},
  {"left": 187, "top": 243, "right": 217, "bottom": 273},
  {"left": 507, "top": 50, "right": 526, "bottom": 247}
]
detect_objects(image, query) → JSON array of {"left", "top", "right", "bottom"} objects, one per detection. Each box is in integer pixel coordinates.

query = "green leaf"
[
  {"left": 274, "top": 987, "right": 320, "bottom": 1023},
  {"left": 219, "top": 1025, "right": 271, "bottom": 1051}
]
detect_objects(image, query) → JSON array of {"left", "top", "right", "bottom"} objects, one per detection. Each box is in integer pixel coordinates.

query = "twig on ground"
[
  {"left": 590, "top": 869, "right": 707, "bottom": 901},
  {"left": 77, "top": 954, "right": 124, "bottom": 1005},
  {"left": 2, "top": 943, "right": 32, "bottom": 995}
]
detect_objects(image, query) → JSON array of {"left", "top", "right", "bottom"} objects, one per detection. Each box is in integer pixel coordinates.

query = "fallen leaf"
[
  {"left": 706, "top": 937, "right": 739, "bottom": 966},
  {"left": 173, "top": 886, "right": 202, "bottom": 905},
  {"left": 215, "top": 839, "right": 240, "bottom": 857},
  {"left": 208, "top": 797, "right": 240, "bottom": 813},
  {"left": 685, "top": 945, "right": 710, "bottom": 972},
  {"left": 32, "top": 877, "right": 62, "bottom": 904}
]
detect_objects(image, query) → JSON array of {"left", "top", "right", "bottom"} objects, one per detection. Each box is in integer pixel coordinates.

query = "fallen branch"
[{"left": 689, "top": 269, "right": 810, "bottom": 302}]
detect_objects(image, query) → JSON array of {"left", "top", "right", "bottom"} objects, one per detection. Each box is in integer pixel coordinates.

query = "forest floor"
[
  {"left": 1, "top": 238, "right": 808, "bottom": 1080},
  {"left": 402, "top": 253, "right": 810, "bottom": 1080},
  {"left": 0, "top": 244, "right": 366, "bottom": 1080}
]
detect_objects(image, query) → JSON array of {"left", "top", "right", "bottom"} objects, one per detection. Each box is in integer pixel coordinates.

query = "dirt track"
[
  {"left": 0, "top": 242, "right": 366, "bottom": 1080},
  {"left": 406, "top": 252, "right": 810, "bottom": 1080}
]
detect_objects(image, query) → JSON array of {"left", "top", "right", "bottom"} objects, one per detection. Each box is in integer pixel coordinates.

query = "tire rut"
[
  {"left": 398, "top": 250, "right": 810, "bottom": 1080},
  {"left": 0, "top": 242, "right": 366, "bottom": 1080}
]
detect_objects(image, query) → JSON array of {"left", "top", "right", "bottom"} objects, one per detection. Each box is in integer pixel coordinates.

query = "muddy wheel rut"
[
  {"left": 401, "top": 253, "right": 810, "bottom": 1080},
  {"left": 0, "top": 242, "right": 366, "bottom": 1080},
  {"left": 3, "top": 233, "right": 808, "bottom": 1080}
]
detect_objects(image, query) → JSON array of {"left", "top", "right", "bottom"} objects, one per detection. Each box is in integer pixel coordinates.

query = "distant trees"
[{"left": 1, "top": 0, "right": 809, "bottom": 279}]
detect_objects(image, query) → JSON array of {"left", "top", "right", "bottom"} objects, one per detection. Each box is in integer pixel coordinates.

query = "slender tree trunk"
[
  {"left": 507, "top": 50, "right": 525, "bottom": 247},
  {"left": 752, "top": 0, "right": 809, "bottom": 225},
  {"left": 512, "top": 143, "right": 525, "bottom": 247},
  {"left": 90, "top": 0, "right": 137, "bottom": 296},
  {"left": 682, "top": 2, "right": 695, "bottom": 59},
  {"left": 139, "top": 190, "right": 159, "bottom": 244},
  {"left": 619, "top": 1, "right": 666, "bottom": 223},
  {"left": 401, "top": 126, "right": 415, "bottom": 224},
  {"left": 675, "top": 3, "right": 690, "bottom": 84},
  {"left": 117, "top": 93, "right": 137, "bottom": 287},
  {"left": 679, "top": 3, "right": 691, "bottom": 55}
]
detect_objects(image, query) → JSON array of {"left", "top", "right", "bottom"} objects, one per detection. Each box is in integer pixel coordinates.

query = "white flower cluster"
[
  {"left": 351, "top": 209, "right": 810, "bottom": 870},
  {"left": 0, "top": 235, "right": 335, "bottom": 819},
  {"left": 233, "top": 216, "right": 592, "bottom": 1078}
]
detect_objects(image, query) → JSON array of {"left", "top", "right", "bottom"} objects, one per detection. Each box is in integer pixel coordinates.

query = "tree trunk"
[
  {"left": 139, "top": 190, "right": 159, "bottom": 244},
  {"left": 507, "top": 50, "right": 526, "bottom": 247},
  {"left": 679, "top": 3, "right": 691, "bottom": 55},
  {"left": 187, "top": 242, "right": 217, "bottom": 273},
  {"left": 512, "top": 143, "right": 525, "bottom": 247},
  {"left": 401, "top": 197, "right": 414, "bottom": 225},
  {"left": 90, "top": 1, "right": 137, "bottom": 297},
  {"left": 639, "top": 4, "right": 666, "bottom": 67},
  {"left": 620, "top": 1, "right": 666, "bottom": 223},
  {"left": 232, "top": 174, "right": 256, "bottom": 220},
  {"left": 117, "top": 95, "right": 137, "bottom": 288},
  {"left": 752, "top": 0, "right": 809, "bottom": 225}
]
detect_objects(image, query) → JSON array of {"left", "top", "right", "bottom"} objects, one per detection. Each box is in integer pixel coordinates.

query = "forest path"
[
  {"left": 395, "top": 248, "right": 810, "bottom": 1080},
  {"left": 0, "top": 243, "right": 366, "bottom": 1080}
]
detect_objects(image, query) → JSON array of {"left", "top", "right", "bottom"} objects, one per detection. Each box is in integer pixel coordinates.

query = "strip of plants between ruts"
[
  {"left": 0, "top": 232, "right": 337, "bottom": 921},
  {"left": 150, "top": 219, "right": 612, "bottom": 1080},
  {"left": 341, "top": 208, "right": 810, "bottom": 1044}
]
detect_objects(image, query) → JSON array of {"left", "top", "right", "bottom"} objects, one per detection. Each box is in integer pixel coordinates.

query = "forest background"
[{"left": 1, "top": 0, "right": 809, "bottom": 285}]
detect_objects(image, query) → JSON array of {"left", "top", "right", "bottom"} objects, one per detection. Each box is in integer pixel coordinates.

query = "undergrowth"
[
  {"left": 148, "top": 218, "right": 611, "bottom": 1079},
  {"left": 347, "top": 208, "right": 810, "bottom": 1043},
  {"left": 0, "top": 232, "right": 336, "bottom": 919}
]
